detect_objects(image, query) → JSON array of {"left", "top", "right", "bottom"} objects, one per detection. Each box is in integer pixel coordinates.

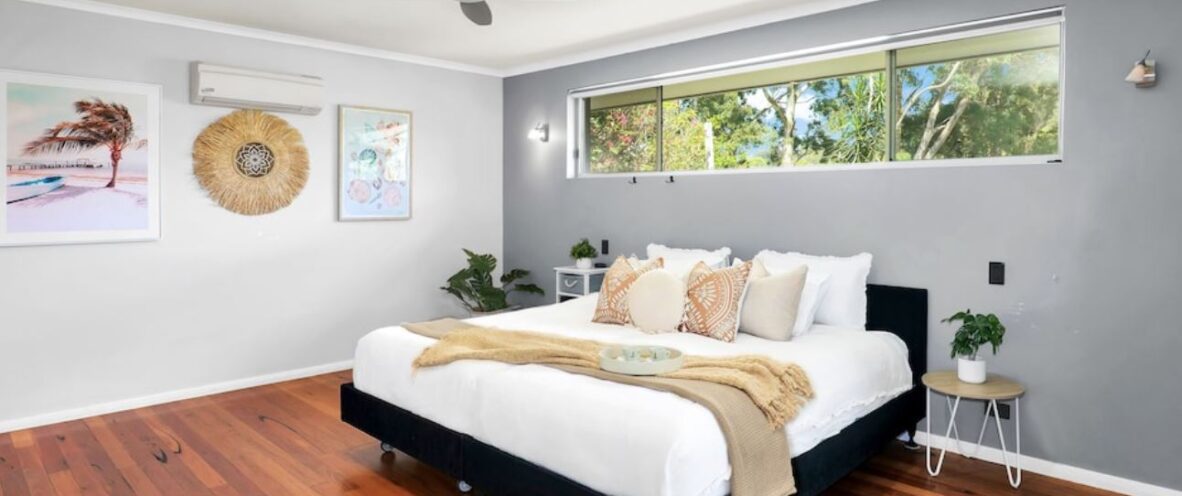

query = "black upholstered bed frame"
[{"left": 341, "top": 284, "right": 927, "bottom": 496}]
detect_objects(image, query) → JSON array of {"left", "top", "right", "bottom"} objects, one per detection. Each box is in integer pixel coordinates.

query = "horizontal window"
[{"left": 570, "top": 12, "right": 1062, "bottom": 176}]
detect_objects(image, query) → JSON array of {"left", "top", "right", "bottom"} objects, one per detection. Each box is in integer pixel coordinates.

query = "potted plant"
[
  {"left": 943, "top": 310, "right": 1006, "bottom": 384},
  {"left": 569, "top": 238, "right": 598, "bottom": 270},
  {"left": 441, "top": 249, "right": 544, "bottom": 316}
]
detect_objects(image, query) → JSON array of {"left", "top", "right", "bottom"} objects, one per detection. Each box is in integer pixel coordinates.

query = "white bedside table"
[{"left": 553, "top": 266, "right": 608, "bottom": 303}]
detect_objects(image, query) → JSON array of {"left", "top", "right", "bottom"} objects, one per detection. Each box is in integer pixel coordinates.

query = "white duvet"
[{"left": 354, "top": 295, "right": 912, "bottom": 496}]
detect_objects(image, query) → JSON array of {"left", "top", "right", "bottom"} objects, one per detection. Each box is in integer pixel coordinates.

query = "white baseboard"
[
  {"left": 915, "top": 431, "right": 1181, "bottom": 496},
  {"left": 0, "top": 359, "right": 353, "bottom": 434}
]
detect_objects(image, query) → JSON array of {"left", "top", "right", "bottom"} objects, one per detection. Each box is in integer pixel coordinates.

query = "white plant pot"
[
  {"left": 575, "top": 258, "right": 593, "bottom": 269},
  {"left": 957, "top": 357, "right": 987, "bottom": 384}
]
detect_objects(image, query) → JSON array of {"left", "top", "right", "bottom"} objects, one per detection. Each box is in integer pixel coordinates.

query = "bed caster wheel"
[
  {"left": 902, "top": 428, "right": 921, "bottom": 451},
  {"left": 379, "top": 442, "right": 395, "bottom": 454},
  {"left": 457, "top": 480, "right": 472, "bottom": 493}
]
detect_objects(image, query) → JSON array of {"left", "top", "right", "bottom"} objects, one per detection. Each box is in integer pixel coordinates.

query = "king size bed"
[{"left": 341, "top": 283, "right": 926, "bottom": 496}]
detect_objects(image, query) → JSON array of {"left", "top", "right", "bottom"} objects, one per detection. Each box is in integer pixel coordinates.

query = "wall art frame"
[
  {"left": 338, "top": 105, "right": 413, "bottom": 221},
  {"left": 1, "top": 69, "right": 161, "bottom": 247}
]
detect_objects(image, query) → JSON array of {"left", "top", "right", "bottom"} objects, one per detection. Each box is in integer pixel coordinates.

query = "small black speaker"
[
  {"left": 601, "top": 239, "right": 609, "bottom": 255},
  {"left": 989, "top": 262, "right": 1005, "bottom": 285}
]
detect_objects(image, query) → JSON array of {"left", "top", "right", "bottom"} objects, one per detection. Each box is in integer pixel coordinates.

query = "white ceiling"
[{"left": 35, "top": 0, "right": 873, "bottom": 75}]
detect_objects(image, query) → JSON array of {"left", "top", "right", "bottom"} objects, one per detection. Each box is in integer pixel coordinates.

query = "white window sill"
[{"left": 568, "top": 155, "right": 1062, "bottom": 179}]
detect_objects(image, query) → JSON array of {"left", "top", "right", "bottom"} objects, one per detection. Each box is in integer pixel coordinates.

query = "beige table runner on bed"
[{"left": 403, "top": 318, "right": 814, "bottom": 496}]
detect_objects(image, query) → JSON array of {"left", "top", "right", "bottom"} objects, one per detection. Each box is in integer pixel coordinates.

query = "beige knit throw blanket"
[{"left": 404, "top": 318, "right": 814, "bottom": 496}]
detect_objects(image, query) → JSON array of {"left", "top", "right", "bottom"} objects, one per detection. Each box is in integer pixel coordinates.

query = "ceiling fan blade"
[{"left": 459, "top": 1, "right": 492, "bottom": 26}]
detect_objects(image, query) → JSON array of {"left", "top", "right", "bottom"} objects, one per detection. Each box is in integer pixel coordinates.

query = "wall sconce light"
[
  {"left": 527, "top": 123, "right": 549, "bottom": 142},
  {"left": 1125, "top": 50, "right": 1157, "bottom": 88}
]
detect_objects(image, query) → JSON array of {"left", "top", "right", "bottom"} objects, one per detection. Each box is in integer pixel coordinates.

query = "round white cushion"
[{"left": 626, "top": 269, "right": 686, "bottom": 333}]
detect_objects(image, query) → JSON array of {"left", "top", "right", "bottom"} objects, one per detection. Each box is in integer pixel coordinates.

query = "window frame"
[{"left": 567, "top": 8, "right": 1065, "bottom": 178}]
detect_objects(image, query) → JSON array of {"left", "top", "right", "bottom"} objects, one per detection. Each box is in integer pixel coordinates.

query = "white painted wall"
[{"left": 0, "top": 0, "right": 503, "bottom": 430}]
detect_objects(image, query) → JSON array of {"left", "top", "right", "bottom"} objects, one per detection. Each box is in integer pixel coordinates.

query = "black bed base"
[
  {"left": 341, "top": 284, "right": 927, "bottom": 495},
  {"left": 342, "top": 383, "right": 922, "bottom": 496}
]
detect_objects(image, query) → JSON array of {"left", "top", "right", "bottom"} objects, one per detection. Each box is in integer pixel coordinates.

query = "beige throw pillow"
[
  {"left": 739, "top": 260, "right": 808, "bottom": 341},
  {"left": 593, "top": 256, "right": 663, "bottom": 325},
  {"left": 627, "top": 270, "right": 687, "bottom": 333},
  {"left": 679, "top": 261, "right": 752, "bottom": 342}
]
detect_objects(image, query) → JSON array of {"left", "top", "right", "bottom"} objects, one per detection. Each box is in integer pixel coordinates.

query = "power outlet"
[{"left": 985, "top": 402, "right": 1011, "bottom": 420}]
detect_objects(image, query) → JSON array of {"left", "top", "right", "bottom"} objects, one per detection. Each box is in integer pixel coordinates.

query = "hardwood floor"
[{"left": 0, "top": 371, "right": 1118, "bottom": 496}]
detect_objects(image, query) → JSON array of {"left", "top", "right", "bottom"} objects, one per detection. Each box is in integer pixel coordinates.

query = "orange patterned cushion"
[
  {"left": 593, "top": 256, "right": 663, "bottom": 325},
  {"left": 680, "top": 260, "right": 753, "bottom": 342}
]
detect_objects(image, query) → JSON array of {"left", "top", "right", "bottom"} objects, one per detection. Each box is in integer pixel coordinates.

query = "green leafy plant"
[
  {"left": 569, "top": 238, "right": 598, "bottom": 260},
  {"left": 441, "top": 249, "right": 544, "bottom": 313},
  {"left": 943, "top": 310, "right": 1006, "bottom": 360}
]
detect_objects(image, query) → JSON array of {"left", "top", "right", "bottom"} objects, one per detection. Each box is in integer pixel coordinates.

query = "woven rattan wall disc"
[{"left": 193, "top": 110, "right": 309, "bottom": 215}]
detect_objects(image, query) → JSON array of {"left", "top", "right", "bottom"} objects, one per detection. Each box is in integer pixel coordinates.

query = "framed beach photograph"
[
  {"left": 338, "top": 105, "right": 412, "bottom": 221},
  {"left": 1, "top": 69, "right": 161, "bottom": 247}
]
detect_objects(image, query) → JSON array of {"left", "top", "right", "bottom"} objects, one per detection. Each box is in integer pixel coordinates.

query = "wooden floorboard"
[{"left": 0, "top": 372, "right": 1120, "bottom": 496}]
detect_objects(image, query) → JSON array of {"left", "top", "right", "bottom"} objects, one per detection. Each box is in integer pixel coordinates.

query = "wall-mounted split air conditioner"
[{"left": 190, "top": 62, "right": 323, "bottom": 115}]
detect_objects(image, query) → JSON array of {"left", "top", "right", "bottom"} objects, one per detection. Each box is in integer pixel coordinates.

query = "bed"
[{"left": 341, "top": 283, "right": 927, "bottom": 496}]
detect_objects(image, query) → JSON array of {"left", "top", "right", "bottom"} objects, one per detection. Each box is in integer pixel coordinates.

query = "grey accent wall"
[
  {"left": 0, "top": 0, "right": 502, "bottom": 429},
  {"left": 504, "top": 0, "right": 1182, "bottom": 490}
]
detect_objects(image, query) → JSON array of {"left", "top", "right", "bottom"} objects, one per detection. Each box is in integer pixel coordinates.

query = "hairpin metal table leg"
[
  {"left": 991, "top": 397, "right": 1022, "bottom": 488},
  {"left": 926, "top": 387, "right": 962, "bottom": 476},
  {"left": 945, "top": 396, "right": 966, "bottom": 452}
]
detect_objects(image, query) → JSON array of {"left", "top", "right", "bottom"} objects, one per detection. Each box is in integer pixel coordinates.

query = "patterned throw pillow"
[
  {"left": 680, "top": 260, "right": 753, "bottom": 342},
  {"left": 593, "top": 256, "right": 664, "bottom": 325}
]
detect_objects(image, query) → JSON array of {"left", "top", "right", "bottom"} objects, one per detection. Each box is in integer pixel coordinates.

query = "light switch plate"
[{"left": 989, "top": 262, "right": 1005, "bottom": 285}]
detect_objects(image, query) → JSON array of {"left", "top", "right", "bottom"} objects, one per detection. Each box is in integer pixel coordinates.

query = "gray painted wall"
[
  {"left": 0, "top": 0, "right": 502, "bottom": 429},
  {"left": 504, "top": 0, "right": 1182, "bottom": 490}
]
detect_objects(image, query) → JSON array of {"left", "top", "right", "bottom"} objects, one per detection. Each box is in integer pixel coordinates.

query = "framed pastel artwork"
[
  {"left": 338, "top": 105, "right": 412, "bottom": 221},
  {"left": 1, "top": 69, "right": 161, "bottom": 247}
]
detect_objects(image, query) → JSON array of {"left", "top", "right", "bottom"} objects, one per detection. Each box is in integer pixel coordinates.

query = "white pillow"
[
  {"left": 626, "top": 270, "right": 686, "bottom": 333},
  {"left": 646, "top": 244, "right": 731, "bottom": 269},
  {"left": 738, "top": 257, "right": 830, "bottom": 337},
  {"left": 755, "top": 250, "right": 872, "bottom": 329},
  {"left": 735, "top": 260, "right": 807, "bottom": 341},
  {"left": 792, "top": 271, "right": 831, "bottom": 337}
]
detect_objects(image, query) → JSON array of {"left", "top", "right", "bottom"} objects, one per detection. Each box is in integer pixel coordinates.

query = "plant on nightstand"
[
  {"left": 569, "top": 238, "right": 598, "bottom": 270},
  {"left": 943, "top": 310, "right": 1006, "bottom": 384},
  {"left": 442, "top": 249, "right": 544, "bottom": 315}
]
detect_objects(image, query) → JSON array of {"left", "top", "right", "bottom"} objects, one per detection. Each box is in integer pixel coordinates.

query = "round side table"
[{"left": 922, "top": 370, "right": 1025, "bottom": 488}]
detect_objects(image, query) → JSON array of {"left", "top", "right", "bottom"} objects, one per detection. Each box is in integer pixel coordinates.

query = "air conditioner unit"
[{"left": 190, "top": 62, "right": 323, "bottom": 115}]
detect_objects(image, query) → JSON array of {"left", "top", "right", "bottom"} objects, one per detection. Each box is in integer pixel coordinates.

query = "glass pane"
[
  {"left": 896, "top": 24, "right": 1060, "bottom": 67},
  {"left": 663, "top": 52, "right": 885, "bottom": 100},
  {"left": 661, "top": 70, "right": 885, "bottom": 170},
  {"left": 661, "top": 91, "right": 771, "bottom": 171},
  {"left": 589, "top": 87, "right": 658, "bottom": 110},
  {"left": 788, "top": 71, "right": 886, "bottom": 165},
  {"left": 895, "top": 27, "right": 1061, "bottom": 161},
  {"left": 587, "top": 101, "right": 658, "bottom": 173}
]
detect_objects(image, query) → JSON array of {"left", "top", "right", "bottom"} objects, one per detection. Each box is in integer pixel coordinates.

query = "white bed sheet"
[{"left": 354, "top": 295, "right": 912, "bottom": 496}]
